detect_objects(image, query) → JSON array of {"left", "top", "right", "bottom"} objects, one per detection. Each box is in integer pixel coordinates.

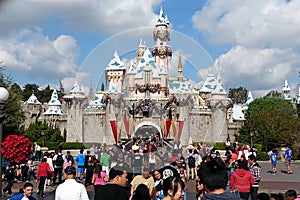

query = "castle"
[{"left": 22, "top": 8, "right": 300, "bottom": 146}]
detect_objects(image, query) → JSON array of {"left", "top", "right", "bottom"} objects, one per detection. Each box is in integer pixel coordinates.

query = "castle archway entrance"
[{"left": 133, "top": 122, "right": 162, "bottom": 142}]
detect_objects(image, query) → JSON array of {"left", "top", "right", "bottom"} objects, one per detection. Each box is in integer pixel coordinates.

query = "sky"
[{"left": 0, "top": 0, "right": 300, "bottom": 99}]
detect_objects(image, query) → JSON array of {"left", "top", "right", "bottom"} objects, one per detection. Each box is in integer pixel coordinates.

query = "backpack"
[
  {"left": 188, "top": 155, "right": 195, "bottom": 167},
  {"left": 56, "top": 154, "right": 64, "bottom": 167}
]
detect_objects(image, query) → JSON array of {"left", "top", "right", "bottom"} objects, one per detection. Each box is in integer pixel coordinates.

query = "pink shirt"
[{"left": 93, "top": 171, "right": 107, "bottom": 185}]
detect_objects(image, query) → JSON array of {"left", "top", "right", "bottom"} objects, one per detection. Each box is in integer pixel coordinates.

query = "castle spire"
[
  {"left": 296, "top": 84, "right": 300, "bottom": 104},
  {"left": 177, "top": 53, "right": 183, "bottom": 82},
  {"left": 282, "top": 79, "right": 292, "bottom": 100}
]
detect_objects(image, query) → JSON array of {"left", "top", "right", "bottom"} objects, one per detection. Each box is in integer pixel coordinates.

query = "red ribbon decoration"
[
  {"left": 123, "top": 118, "right": 130, "bottom": 138},
  {"left": 110, "top": 121, "right": 117, "bottom": 144},
  {"left": 177, "top": 121, "right": 185, "bottom": 142},
  {"left": 166, "top": 119, "right": 172, "bottom": 137}
]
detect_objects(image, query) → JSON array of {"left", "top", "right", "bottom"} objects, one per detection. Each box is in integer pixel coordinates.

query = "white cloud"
[
  {"left": 0, "top": 27, "right": 79, "bottom": 81},
  {"left": 0, "top": 0, "right": 162, "bottom": 36},
  {"left": 192, "top": 0, "right": 300, "bottom": 47},
  {"left": 217, "top": 45, "right": 300, "bottom": 96}
]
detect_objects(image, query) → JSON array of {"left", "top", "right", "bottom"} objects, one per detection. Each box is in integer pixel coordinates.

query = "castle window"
[{"left": 145, "top": 71, "right": 150, "bottom": 82}]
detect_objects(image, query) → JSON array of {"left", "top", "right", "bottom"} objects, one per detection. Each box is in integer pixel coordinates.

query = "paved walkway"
[{"left": 2, "top": 161, "right": 300, "bottom": 199}]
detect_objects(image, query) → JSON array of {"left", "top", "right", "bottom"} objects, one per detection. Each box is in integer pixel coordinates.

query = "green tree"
[
  {"left": 24, "top": 120, "right": 65, "bottom": 146},
  {"left": 0, "top": 66, "right": 25, "bottom": 137},
  {"left": 10, "top": 83, "right": 23, "bottom": 96},
  {"left": 22, "top": 83, "right": 39, "bottom": 101},
  {"left": 239, "top": 97, "right": 298, "bottom": 152},
  {"left": 37, "top": 85, "right": 52, "bottom": 103},
  {"left": 228, "top": 87, "right": 248, "bottom": 104},
  {"left": 3, "top": 89, "right": 25, "bottom": 136},
  {"left": 265, "top": 90, "right": 282, "bottom": 98}
]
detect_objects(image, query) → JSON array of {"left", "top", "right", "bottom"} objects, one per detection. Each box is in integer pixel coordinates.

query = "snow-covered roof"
[
  {"left": 89, "top": 93, "right": 105, "bottom": 107},
  {"left": 134, "top": 48, "right": 160, "bottom": 78},
  {"left": 48, "top": 89, "right": 61, "bottom": 106},
  {"left": 156, "top": 6, "right": 170, "bottom": 26},
  {"left": 282, "top": 79, "right": 291, "bottom": 92},
  {"left": 106, "top": 51, "right": 125, "bottom": 70},
  {"left": 169, "top": 80, "right": 193, "bottom": 94},
  {"left": 211, "top": 82, "right": 227, "bottom": 95},
  {"left": 26, "top": 93, "right": 41, "bottom": 105},
  {"left": 44, "top": 109, "right": 64, "bottom": 115},
  {"left": 232, "top": 104, "right": 245, "bottom": 121},
  {"left": 44, "top": 89, "right": 64, "bottom": 116},
  {"left": 200, "top": 74, "right": 217, "bottom": 93}
]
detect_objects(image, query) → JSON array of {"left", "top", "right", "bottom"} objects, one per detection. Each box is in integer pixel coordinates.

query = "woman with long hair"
[{"left": 92, "top": 164, "right": 108, "bottom": 187}]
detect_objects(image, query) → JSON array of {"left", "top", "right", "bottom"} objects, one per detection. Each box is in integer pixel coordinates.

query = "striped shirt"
[{"left": 249, "top": 162, "right": 261, "bottom": 187}]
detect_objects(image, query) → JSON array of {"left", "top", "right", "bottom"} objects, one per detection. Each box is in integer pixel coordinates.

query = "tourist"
[
  {"left": 132, "top": 183, "right": 151, "bottom": 200},
  {"left": 94, "top": 166, "right": 130, "bottom": 200},
  {"left": 186, "top": 149, "right": 195, "bottom": 180},
  {"left": 34, "top": 142, "right": 41, "bottom": 161},
  {"left": 27, "top": 159, "right": 37, "bottom": 182},
  {"left": 285, "top": 144, "right": 293, "bottom": 174},
  {"left": 130, "top": 167, "right": 154, "bottom": 197},
  {"left": 162, "top": 176, "right": 185, "bottom": 200},
  {"left": 270, "top": 148, "right": 277, "bottom": 174},
  {"left": 153, "top": 170, "right": 164, "bottom": 200},
  {"left": 9, "top": 182, "right": 36, "bottom": 200},
  {"left": 2, "top": 164, "right": 15, "bottom": 196},
  {"left": 149, "top": 151, "right": 157, "bottom": 171},
  {"left": 198, "top": 159, "right": 240, "bottom": 200},
  {"left": 85, "top": 158, "right": 95, "bottom": 186},
  {"left": 285, "top": 189, "right": 299, "bottom": 200},
  {"left": 52, "top": 150, "right": 65, "bottom": 185},
  {"left": 37, "top": 158, "right": 54, "bottom": 197},
  {"left": 92, "top": 164, "right": 108, "bottom": 189},
  {"left": 75, "top": 149, "right": 85, "bottom": 180},
  {"left": 44, "top": 152, "right": 54, "bottom": 186},
  {"left": 196, "top": 180, "right": 206, "bottom": 200},
  {"left": 100, "top": 148, "right": 111, "bottom": 175},
  {"left": 230, "top": 160, "right": 254, "bottom": 200},
  {"left": 248, "top": 154, "right": 262, "bottom": 200},
  {"left": 55, "top": 166, "right": 89, "bottom": 200},
  {"left": 257, "top": 192, "right": 270, "bottom": 200}
]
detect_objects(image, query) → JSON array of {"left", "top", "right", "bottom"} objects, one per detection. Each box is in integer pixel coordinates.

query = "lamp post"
[
  {"left": 0, "top": 87, "right": 9, "bottom": 196},
  {"left": 250, "top": 130, "right": 254, "bottom": 149}
]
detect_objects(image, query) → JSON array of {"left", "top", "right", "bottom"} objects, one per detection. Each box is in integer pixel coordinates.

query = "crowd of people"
[{"left": 1, "top": 139, "right": 299, "bottom": 200}]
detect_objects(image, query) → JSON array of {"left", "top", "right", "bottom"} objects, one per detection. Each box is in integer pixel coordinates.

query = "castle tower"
[
  {"left": 152, "top": 6, "right": 172, "bottom": 73},
  {"left": 137, "top": 38, "right": 147, "bottom": 61},
  {"left": 105, "top": 51, "right": 126, "bottom": 93},
  {"left": 296, "top": 84, "right": 300, "bottom": 104},
  {"left": 282, "top": 79, "right": 292, "bottom": 100},
  {"left": 177, "top": 53, "right": 183, "bottom": 82}
]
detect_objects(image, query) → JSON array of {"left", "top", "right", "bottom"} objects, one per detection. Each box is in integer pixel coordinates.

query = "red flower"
[{"left": 1, "top": 134, "right": 32, "bottom": 164}]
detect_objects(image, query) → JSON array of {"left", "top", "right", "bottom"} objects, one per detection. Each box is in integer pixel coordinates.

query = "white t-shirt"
[{"left": 55, "top": 179, "right": 89, "bottom": 200}]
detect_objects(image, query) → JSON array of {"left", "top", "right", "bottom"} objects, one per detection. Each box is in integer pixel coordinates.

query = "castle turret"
[
  {"left": 137, "top": 38, "right": 146, "bottom": 61},
  {"left": 106, "top": 51, "right": 126, "bottom": 93},
  {"left": 296, "top": 84, "right": 300, "bottom": 104},
  {"left": 177, "top": 53, "right": 183, "bottom": 82},
  {"left": 282, "top": 79, "right": 292, "bottom": 100},
  {"left": 152, "top": 6, "right": 172, "bottom": 74}
]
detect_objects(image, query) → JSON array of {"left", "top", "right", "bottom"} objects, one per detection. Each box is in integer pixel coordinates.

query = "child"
[{"left": 270, "top": 149, "right": 277, "bottom": 174}]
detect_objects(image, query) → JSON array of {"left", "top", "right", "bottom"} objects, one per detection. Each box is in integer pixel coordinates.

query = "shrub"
[
  {"left": 256, "top": 151, "right": 269, "bottom": 161},
  {"left": 45, "top": 142, "right": 85, "bottom": 150},
  {"left": 213, "top": 142, "right": 226, "bottom": 150}
]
